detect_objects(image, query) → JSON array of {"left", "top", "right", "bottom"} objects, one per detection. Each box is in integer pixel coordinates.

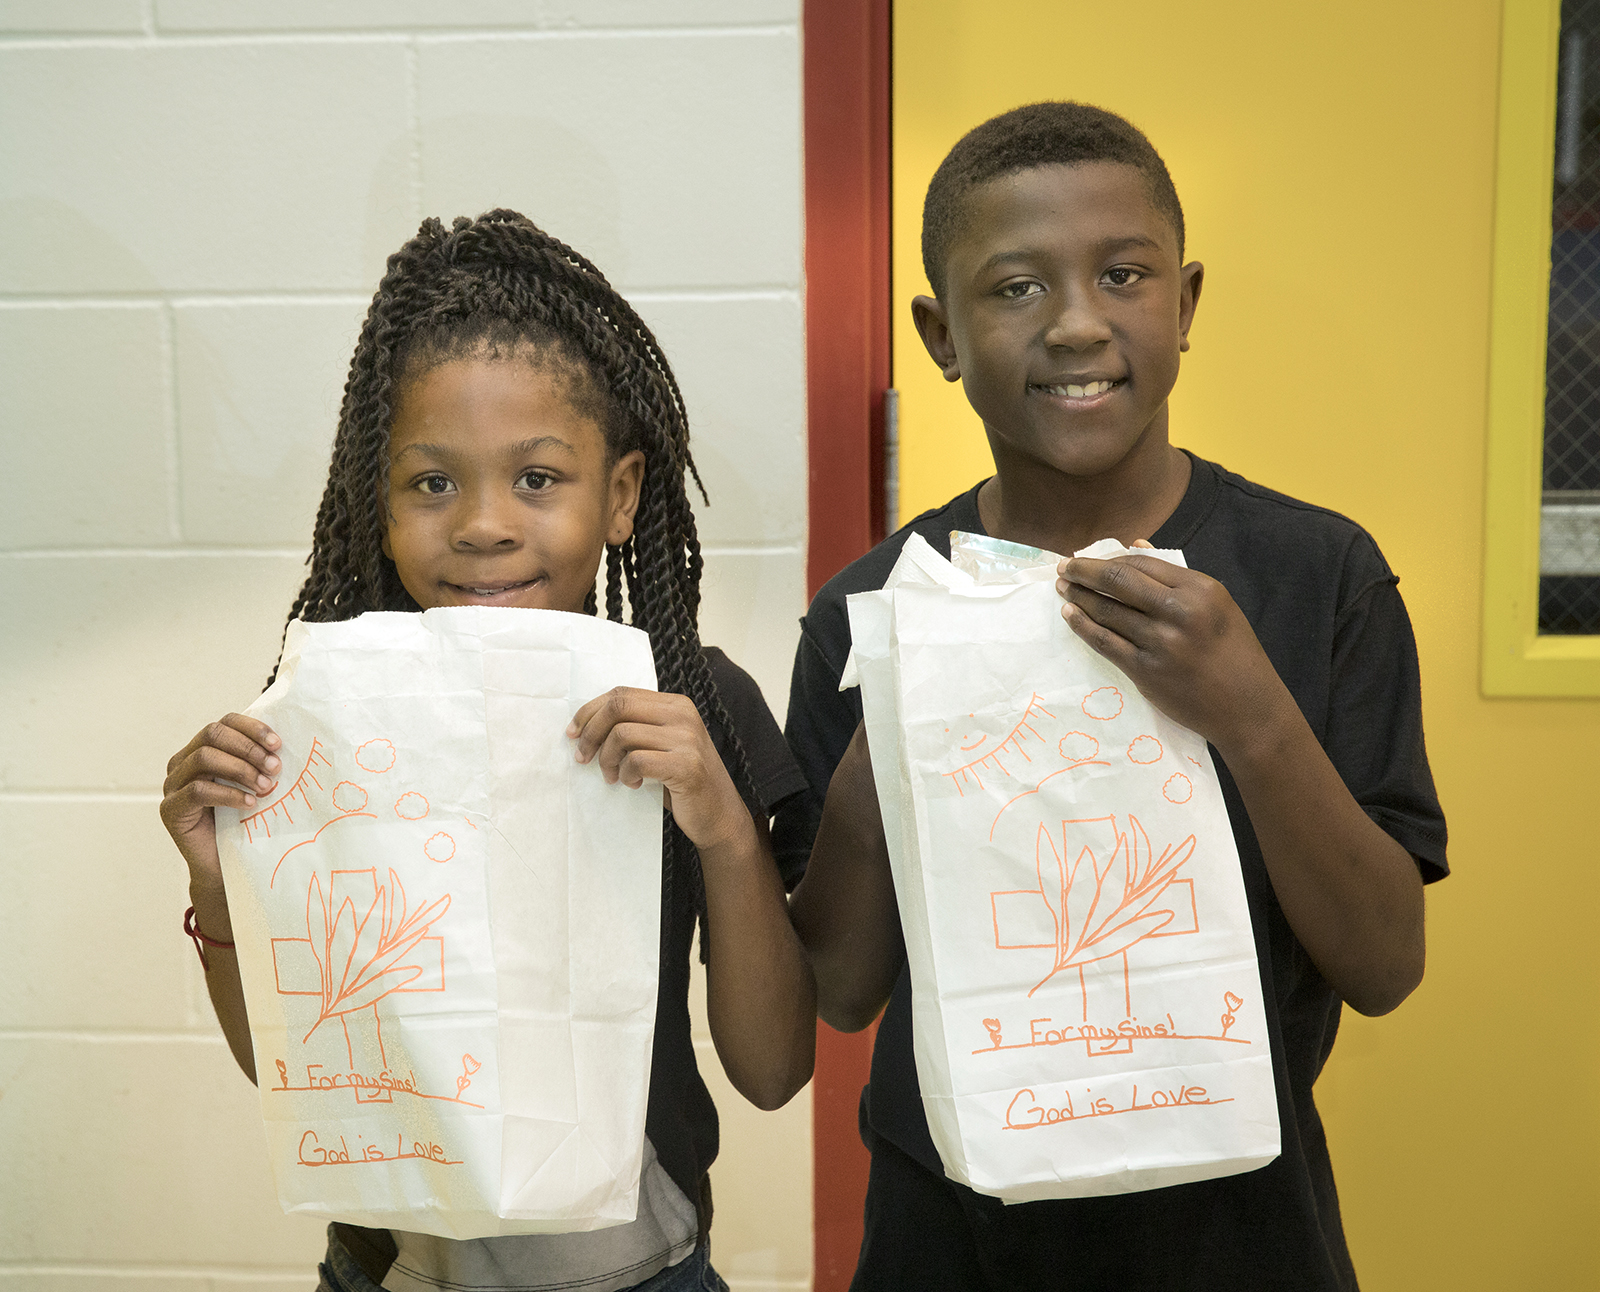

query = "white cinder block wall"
[{"left": 0, "top": 4, "right": 811, "bottom": 1289}]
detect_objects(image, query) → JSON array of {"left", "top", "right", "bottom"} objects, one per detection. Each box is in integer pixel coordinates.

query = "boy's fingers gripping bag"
[
  {"left": 215, "top": 607, "right": 662, "bottom": 1239},
  {"left": 843, "top": 533, "right": 1280, "bottom": 1202}
]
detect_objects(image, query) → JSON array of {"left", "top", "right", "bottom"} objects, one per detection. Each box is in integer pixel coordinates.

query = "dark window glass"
[{"left": 1542, "top": 0, "right": 1600, "bottom": 632}]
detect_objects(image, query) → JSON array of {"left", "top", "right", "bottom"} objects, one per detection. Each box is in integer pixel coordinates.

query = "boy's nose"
[
  {"left": 451, "top": 489, "right": 521, "bottom": 549},
  {"left": 1042, "top": 287, "right": 1112, "bottom": 350}
]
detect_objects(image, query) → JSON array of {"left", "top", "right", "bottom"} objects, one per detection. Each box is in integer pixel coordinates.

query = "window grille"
[{"left": 1542, "top": 0, "right": 1600, "bottom": 631}]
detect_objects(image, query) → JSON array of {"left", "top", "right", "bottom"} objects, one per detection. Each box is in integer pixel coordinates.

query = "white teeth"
[{"left": 1042, "top": 380, "right": 1115, "bottom": 398}]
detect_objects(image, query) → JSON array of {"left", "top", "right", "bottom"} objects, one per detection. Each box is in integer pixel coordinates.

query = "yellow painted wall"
[{"left": 893, "top": 2, "right": 1599, "bottom": 1287}]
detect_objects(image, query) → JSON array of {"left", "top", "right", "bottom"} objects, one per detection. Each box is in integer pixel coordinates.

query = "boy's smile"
[
  {"left": 913, "top": 162, "right": 1202, "bottom": 492},
  {"left": 381, "top": 355, "right": 643, "bottom": 615}
]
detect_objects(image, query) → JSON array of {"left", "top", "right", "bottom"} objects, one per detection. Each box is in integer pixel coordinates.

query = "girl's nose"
[
  {"left": 451, "top": 488, "right": 521, "bottom": 549},
  {"left": 1043, "top": 284, "right": 1112, "bottom": 351}
]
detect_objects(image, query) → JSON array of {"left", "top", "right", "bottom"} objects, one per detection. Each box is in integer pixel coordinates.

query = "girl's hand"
[
  {"left": 567, "top": 688, "right": 753, "bottom": 856},
  {"left": 160, "top": 714, "right": 282, "bottom": 889}
]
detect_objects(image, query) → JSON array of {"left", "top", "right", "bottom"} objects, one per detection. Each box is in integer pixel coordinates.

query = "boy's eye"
[
  {"left": 1103, "top": 267, "right": 1146, "bottom": 287},
  {"left": 518, "top": 469, "right": 555, "bottom": 491},
  {"left": 415, "top": 473, "right": 454, "bottom": 496},
  {"left": 997, "top": 280, "right": 1044, "bottom": 300}
]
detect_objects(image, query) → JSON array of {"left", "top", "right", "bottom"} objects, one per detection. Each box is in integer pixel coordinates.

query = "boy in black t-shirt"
[{"left": 777, "top": 102, "right": 1447, "bottom": 1290}]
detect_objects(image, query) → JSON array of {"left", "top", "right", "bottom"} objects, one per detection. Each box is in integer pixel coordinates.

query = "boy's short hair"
[{"left": 922, "top": 101, "right": 1186, "bottom": 298}]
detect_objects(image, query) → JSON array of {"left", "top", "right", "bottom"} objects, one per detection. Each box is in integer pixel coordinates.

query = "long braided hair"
[{"left": 279, "top": 209, "right": 752, "bottom": 957}]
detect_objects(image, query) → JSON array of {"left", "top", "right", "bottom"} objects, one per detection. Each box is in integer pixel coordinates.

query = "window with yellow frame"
[{"left": 1484, "top": 0, "right": 1600, "bottom": 694}]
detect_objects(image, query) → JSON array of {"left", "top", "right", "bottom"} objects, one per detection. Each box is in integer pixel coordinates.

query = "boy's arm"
[
  {"left": 788, "top": 723, "right": 904, "bottom": 1032},
  {"left": 1058, "top": 553, "right": 1425, "bottom": 1017}
]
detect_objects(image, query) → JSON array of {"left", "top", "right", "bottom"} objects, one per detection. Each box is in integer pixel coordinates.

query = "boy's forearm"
[
  {"left": 1214, "top": 686, "right": 1426, "bottom": 1017},
  {"left": 789, "top": 725, "right": 905, "bottom": 1032},
  {"left": 701, "top": 818, "right": 817, "bottom": 1111},
  {"left": 188, "top": 879, "right": 259, "bottom": 1083}
]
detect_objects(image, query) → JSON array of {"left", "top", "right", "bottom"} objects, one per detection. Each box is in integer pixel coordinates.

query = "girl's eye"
[
  {"left": 998, "top": 280, "right": 1044, "bottom": 300},
  {"left": 416, "top": 473, "right": 454, "bottom": 496},
  {"left": 1104, "top": 267, "right": 1146, "bottom": 287},
  {"left": 518, "top": 470, "right": 555, "bottom": 492}
]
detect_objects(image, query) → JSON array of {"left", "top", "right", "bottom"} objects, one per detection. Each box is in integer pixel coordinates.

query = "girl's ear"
[{"left": 607, "top": 449, "right": 647, "bottom": 545}]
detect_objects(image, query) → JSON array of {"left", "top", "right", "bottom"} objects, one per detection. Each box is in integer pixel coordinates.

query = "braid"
[{"left": 279, "top": 209, "right": 756, "bottom": 960}]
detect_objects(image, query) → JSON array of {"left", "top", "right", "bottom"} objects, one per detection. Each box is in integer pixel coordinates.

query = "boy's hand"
[
  {"left": 568, "top": 688, "right": 753, "bottom": 856},
  {"left": 160, "top": 715, "right": 282, "bottom": 890},
  {"left": 1057, "top": 550, "right": 1286, "bottom": 757},
  {"left": 1060, "top": 547, "right": 1427, "bottom": 1016}
]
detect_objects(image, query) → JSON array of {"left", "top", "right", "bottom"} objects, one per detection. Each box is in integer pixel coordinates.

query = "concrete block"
[
  {"left": 0, "top": 1274, "right": 309, "bottom": 1290},
  {"left": 537, "top": 0, "right": 797, "bottom": 26},
  {"left": 696, "top": 548, "right": 804, "bottom": 719},
  {"left": 157, "top": 0, "right": 543, "bottom": 28},
  {"left": 0, "top": 554, "right": 310, "bottom": 791},
  {"left": 0, "top": 306, "right": 171, "bottom": 548},
  {"left": 0, "top": 0, "right": 144, "bottom": 33},
  {"left": 174, "top": 300, "right": 366, "bottom": 545},
  {"left": 0, "top": 1035, "right": 328, "bottom": 1266},
  {"left": 693, "top": 1034, "right": 813, "bottom": 1289},
  {"left": 0, "top": 43, "right": 413, "bottom": 293},
  {"left": 634, "top": 294, "right": 805, "bottom": 548},
  {"left": 417, "top": 30, "right": 800, "bottom": 291},
  {"left": 0, "top": 800, "right": 202, "bottom": 1032},
  {"left": 156, "top": 0, "right": 796, "bottom": 31}
]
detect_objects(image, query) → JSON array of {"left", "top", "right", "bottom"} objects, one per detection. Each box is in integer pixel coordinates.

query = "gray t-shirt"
[{"left": 381, "top": 1137, "right": 697, "bottom": 1292}]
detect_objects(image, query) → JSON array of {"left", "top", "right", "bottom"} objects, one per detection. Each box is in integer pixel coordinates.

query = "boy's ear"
[
  {"left": 607, "top": 449, "right": 646, "bottom": 546},
  {"left": 1178, "top": 261, "right": 1204, "bottom": 353},
  {"left": 911, "top": 294, "right": 963, "bottom": 383}
]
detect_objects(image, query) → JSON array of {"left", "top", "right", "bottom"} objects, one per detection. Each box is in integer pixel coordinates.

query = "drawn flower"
[
  {"left": 1029, "top": 814, "right": 1195, "bottom": 998},
  {"left": 303, "top": 868, "right": 451, "bottom": 1044}
]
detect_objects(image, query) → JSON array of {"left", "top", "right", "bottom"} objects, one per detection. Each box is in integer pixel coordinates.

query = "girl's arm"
[
  {"left": 569, "top": 689, "right": 816, "bottom": 1111},
  {"left": 160, "top": 713, "right": 282, "bottom": 1082}
]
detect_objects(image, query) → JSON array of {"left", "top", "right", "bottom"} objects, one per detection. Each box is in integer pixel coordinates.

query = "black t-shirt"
[
  {"left": 650, "top": 647, "right": 809, "bottom": 1217},
  {"left": 772, "top": 455, "right": 1448, "bottom": 1290}
]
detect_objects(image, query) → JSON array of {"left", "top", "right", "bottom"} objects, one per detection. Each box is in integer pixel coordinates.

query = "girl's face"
[{"left": 382, "top": 354, "right": 644, "bottom": 614}]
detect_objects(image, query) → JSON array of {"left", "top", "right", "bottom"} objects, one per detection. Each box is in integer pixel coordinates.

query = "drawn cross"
[
  {"left": 990, "top": 814, "right": 1199, "bottom": 1056},
  {"left": 271, "top": 867, "right": 448, "bottom": 1098}
]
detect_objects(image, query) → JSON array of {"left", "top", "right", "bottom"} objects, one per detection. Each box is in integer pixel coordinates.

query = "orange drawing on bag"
[
  {"left": 1127, "top": 735, "right": 1163, "bottom": 764},
  {"left": 1163, "top": 773, "right": 1194, "bottom": 804},
  {"left": 424, "top": 832, "right": 456, "bottom": 863},
  {"left": 985, "top": 815, "right": 1209, "bottom": 1057},
  {"left": 332, "top": 781, "right": 368, "bottom": 814},
  {"left": 1081, "top": 687, "right": 1124, "bottom": 720},
  {"left": 241, "top": 738, "right": 333, "bottom": 843},
  {"left": 270, "top": 810, "right": 377, "bottom": 888},
  {"left": 395, "top": 791, "right": 429, "bottom": 820},
  {"left": 300, "top": 865, "right": 451, "bottom": 1065},
  {"left": 356, "top": 738, "right": 396, "bottom": 773},
  {"left": 295, "top": 1130, "right": 464, "bottom": 1167},
  {"left": 943, "top": 694, "right": 1057, "bottom": 795}
]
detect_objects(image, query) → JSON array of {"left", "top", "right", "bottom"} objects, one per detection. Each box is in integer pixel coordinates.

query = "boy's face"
[{"left": 914, "top": 162, "right": 1202, "bottom": 483}]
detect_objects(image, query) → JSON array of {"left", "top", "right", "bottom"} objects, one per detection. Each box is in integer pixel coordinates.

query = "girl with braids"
[{"left": 159, "top": 211, "right": 816, "bottom": 1292}]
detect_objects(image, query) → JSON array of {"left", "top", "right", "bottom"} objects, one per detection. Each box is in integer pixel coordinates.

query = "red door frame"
[{"left": 802, "top": 2, "right": 892, "bottom": 1289}]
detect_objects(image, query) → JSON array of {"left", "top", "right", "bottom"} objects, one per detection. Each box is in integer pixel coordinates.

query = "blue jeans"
[{"left": 316, "top": 1225, "right": 730, "bottom": 1292}]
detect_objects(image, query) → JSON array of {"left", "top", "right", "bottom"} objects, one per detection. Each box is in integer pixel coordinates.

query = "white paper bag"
[
  {"left": 215, "top": 606, "right": 663, "bottom": 1239},
  {"left": 846, "top": 533, "right": 1280, "bottom": 1203}
]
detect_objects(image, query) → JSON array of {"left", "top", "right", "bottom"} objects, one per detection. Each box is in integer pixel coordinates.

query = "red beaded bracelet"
[{"left": 184, "top": 905, "right": 235, "bottom": 970}]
